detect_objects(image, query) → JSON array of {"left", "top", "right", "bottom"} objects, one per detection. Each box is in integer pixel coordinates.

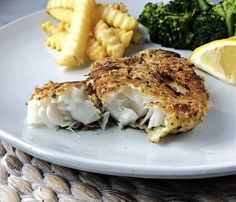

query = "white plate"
[{"left": 0, "top": 2, "right": 236, "bottom": 179}]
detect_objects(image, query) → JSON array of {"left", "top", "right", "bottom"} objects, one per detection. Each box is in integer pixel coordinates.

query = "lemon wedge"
[{"left": 189, "top": 38, "right": 236, "bottom": 86}]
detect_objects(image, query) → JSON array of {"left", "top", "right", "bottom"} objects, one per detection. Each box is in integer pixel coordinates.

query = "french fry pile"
[{"left": 42, "top": 0, "right": 141, "bottom": 68}]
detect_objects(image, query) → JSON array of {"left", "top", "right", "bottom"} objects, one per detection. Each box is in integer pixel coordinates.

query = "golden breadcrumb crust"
[
  {"left": 89, "top": 49, "right": 209, "bottom": 119},
  {"left": 29, "top": 80, "right": 101, "bottom": 109},
  {"left": 30, "top": 81, "right": 85, "bottom": 101},
  {"left": 29, "top": 49, "right": 210, "bottom": 142},
  {"left": 88, "top": 49, "right": 210, "bottom": 141}
]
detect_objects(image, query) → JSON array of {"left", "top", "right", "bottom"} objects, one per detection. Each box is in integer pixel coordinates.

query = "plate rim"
[
  {"left": 0, "top": 11, "right": 236, "bottom": 179},
  {"left": 1, "top": 127, "right": 236, "bottom": 179}
]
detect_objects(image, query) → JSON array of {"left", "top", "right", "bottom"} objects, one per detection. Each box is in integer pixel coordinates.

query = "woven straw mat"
[{"left": 0, "top": 141, "right": 235, "bottom": 202}]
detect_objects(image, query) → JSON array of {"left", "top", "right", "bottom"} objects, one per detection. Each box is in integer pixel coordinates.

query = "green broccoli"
[
  {"left": 138, "top": 0, "right": 235, "bottom": 50},
  {"left": 197, "top": 0, "right": 236, "bottom": 36},
  {"left": 138, "top": 2, "right": 165, "bottom": 30},
  {"left": 189, "top": 0, "right": 229, "bottom": 49},
  {"left": 139, "top": 0, "right": 198, "bottom": 49},
  {"left": 191, "top": 9, "right": 228, "bottom": 49},
  {"left": 166, "top": 0, "right": 199, "bottom": 15},
  {"left": 213, "top": 0, "right": 236, "bottom": 36},
  {"left": 149, "top": 12, "right": 194, "bottom": 49}
]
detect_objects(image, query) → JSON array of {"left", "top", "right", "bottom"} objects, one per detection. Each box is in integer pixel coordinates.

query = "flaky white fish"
[
  {"left": 26, "top": 49, "right": 210, "bottom": 142},
  {"left": 88, "top": 49, "right": 210, "bottom": 142},
  {"left": 26, "top": 81, "right": 106, "bottom": 129}
]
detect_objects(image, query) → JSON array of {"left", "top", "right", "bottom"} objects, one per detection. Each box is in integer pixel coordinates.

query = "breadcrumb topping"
[{"left": 88, "top": 49, "right": 209, "bottom": 119}]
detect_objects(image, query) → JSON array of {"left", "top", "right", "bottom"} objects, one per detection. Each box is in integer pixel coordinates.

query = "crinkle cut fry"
[
  {"left": 86, "top": 38, "right": 107, "bottom": 61},
  {"left": 113, "top": 28, "right": 134, "bottom": 48},
  {"left": 100, "top": 6, "right": 138, "bottom": 31},
  {"left": 59, "top": 21, "right": 70, "bottom": 31},
  {"left": 94, "top": 20, "right": 125, "bottom": 57},
  {"left": 41, "top": 21, "right": 62, "bottom": 36},
  {"left": 101, "top": 2, "right": 128, "bottom": 13},
  {"left": 47, "top": 8, "right": 73, "bottom": 24},
  {"left": 57, "top": 0, "right": 95, "bottom": 67},
  {"left": 46, "top": 0, "right": 75, "bottom": 10},
  {"left": 45, "top": 31, "right": 67, "bottom": 51},
  {"left": 131, "top": 28, "right": 142, "bottom": 44}
]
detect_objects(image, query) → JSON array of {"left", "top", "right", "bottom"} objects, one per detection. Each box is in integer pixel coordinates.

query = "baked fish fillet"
[
  {"left": 26, "top": 81, "right": 108, "bottom": 129},
  {"left": 26, "top": 49, "right": 209, "bottom": 142},
  {"left": 87, "top": 49, "right": 210, "bottom": 142}
]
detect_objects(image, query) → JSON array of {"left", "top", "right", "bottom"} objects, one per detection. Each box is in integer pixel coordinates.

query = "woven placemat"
[{"left": 0, "top": 141, "right": 235, "bottom": 202}]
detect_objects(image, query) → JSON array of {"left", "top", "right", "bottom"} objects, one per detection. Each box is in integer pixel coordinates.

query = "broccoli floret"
[
  {"left": 166, "top": 0, "right": 199, "bottom": 15},
  {"left": 191, "top": 9, "right": 228, "bottom": 49},
  {"left": 138, "top": 0, "right": 235, "bottom": 50},
  {"left": 235, "top": 15, "right": 236, "bottom": 35},
  {"left": 138, "top": 2, "right": 166, "bottom": 30},
  {"left": 139, "top": 0, "right": 197, "bottom": 49},
  {"left": 149, "top": 12, "right": 194, "bottom": 49},
  {"left": 190, "top": 0, "right": 229, "bottom": 49},
  {"left": 198, "top": 0, "right": 236, "bottom": 36},
  {"left": 213, "top": 4, "right": 225, "bottom": 17},
  {"left": 197, "top": 0, "right": 211, "bottom": 11},
  {"left": 213, "top": 0, "right": 236, "bottom": 36}
]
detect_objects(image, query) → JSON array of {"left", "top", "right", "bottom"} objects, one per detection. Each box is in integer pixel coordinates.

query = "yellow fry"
[
  {"left": 45, "top": 31, "right": 68, "bottom": 51},
  {"left": 131, "top": 28, "right": 142, "bottom": 44},
  {"left": 90, "top": 4, "right": 101, "bottom": 29},
  {"left": 48, "top": 8, "right": 73, "bottom": 24},
  {"left": 47, "top": 0, "right": 75, "bottom": 10},
  {"left": 41, "top": 21, "right": 62, "bottom": 36},
  {"left": 119, "top": 2, "right": 128, "bottom": 13},
  {"left": 100, "top": 6, "right": 138, "bottom": 31},
  {"left": 86, "top": 38, "right": 107, "bottom": 61},
  {"left": 113, "top": 28, "right": 134, "bottom": 48},
  {"left": 57, "top": 0, "right": 95, "bottom": 67},
  {"left": 95, "top": 20, "right": 125, "bottom": 57},
  {"left": 101, "top": 3, "right": 128, "bottom": 13},
  {"left": 59, "top": 21, "right": 70, "bottom": 31}
]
